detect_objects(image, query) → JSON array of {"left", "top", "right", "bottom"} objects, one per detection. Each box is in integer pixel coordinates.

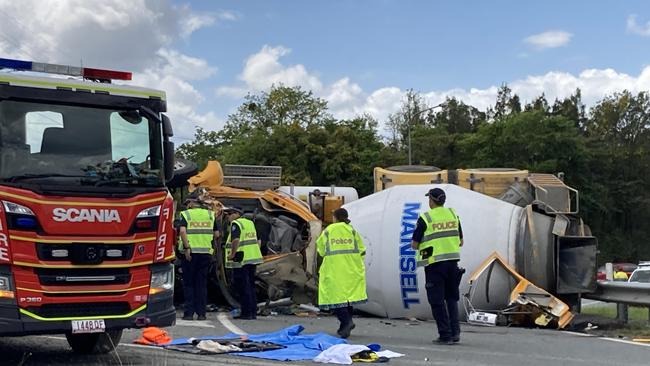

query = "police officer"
[
  {"left": 224, "top": 207, "right": 263, "bottom": 320},
  {"left": 411, "top": 188, "right": 463, "bottom": 345},
  {"left": 179, "top": 199, "right": 218, "bottom": 321},
  {"left": 614, "top": 267, "right": 629, "bottom": 281},
  {"left": 316, "top": 208, "right": 368, "bottom": 338}
]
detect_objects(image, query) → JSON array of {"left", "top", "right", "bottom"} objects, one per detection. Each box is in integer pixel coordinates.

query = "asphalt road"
[{"left": 1, "top": 311, "right": 649, "bottom": 366}]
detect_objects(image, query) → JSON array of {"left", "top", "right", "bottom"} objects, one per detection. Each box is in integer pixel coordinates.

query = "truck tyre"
[{"left": 66, "top": 329, "right": 123, "bottom": 354}]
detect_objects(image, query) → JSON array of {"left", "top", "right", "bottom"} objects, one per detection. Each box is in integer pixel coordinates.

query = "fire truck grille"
[
  {"left": 36, "top": 268, "right": 131, "bottom": 286},
  {"left": 25, "top": 302, "right": 132, "bottom": 318},
  {"left": 36, "top": 243, "right": 134, "bottom": 264}
]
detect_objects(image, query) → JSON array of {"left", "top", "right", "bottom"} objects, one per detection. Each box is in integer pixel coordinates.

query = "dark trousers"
[
  {"left": 233, "top": 264, "right": 258, "bottom": 318},
  {"left": 333, "top": 306, "right": 353, "bottom": 329},
  {"left": 425, "top": 260, "right": 461, "bottom": 340},
  {"left": 181, "top": 254, "right": 211, "bottom": 317}
]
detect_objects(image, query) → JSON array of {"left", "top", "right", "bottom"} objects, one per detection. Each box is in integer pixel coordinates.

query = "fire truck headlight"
[
  {"left": 2, "top": 201, "right": 35, "bottom": 216},
  {"left": 149, "top": 266, "right": 174, "bottom": 295},
  {"left": 137, "top": 205, "right": 161, "bottom": 218},
  {"left": 0, "top": 276, "right": 14, "bottom": 300}
]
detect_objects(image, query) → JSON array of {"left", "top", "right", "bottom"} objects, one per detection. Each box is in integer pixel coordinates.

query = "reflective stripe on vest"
[
  {"left": 238, "top": 239, "right": 259, "bottom": 246},
  {"left": 417, "top": 252, "right": 461, "bottom": 267},
  {"left": 421, "top": 230, "right": 460, "bottom": 242},
  {"left": 190, "top": 247, "right": 212, "bottom": 254},
  {"left": 324, "top": 229, "right": 360, "bottom": 256}
]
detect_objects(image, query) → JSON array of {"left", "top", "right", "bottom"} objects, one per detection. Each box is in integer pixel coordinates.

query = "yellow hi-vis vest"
[
  {"left": 180, "top": 208, "right": 215, "bottom": 255},
  {"left": 614, "top": 271, "right": 628, "bottom": 281},
  {"left": 416, "top": 207, "right": 461, "bottom": 267},
  {"left": 225, "top": 217, "right": 263, "bottom": 268},
  {"left": 316, "top": 222, "right": 368, "bottom": 309}
]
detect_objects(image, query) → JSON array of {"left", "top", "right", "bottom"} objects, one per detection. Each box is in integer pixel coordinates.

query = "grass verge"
[{"left": 581, "top": 304, "right": 650, "bottom": 338}]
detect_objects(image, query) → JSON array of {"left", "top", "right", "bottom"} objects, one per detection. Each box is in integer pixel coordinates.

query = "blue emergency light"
[{"left": 0, "top": 57, "right": 132, "bottom": 81}]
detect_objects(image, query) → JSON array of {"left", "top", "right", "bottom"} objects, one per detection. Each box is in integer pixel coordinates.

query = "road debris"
[{"left": 464, "top": 252, "right": 574, "bottom": 329}]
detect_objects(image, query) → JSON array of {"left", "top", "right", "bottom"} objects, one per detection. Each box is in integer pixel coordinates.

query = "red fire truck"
[{"left": 0, "top": 58, "right": 176, "bottom": 353}]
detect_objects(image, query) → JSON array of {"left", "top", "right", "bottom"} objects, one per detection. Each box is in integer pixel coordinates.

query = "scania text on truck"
[{"left": 0, "top": 58, "right": 176, "bottom": 353}]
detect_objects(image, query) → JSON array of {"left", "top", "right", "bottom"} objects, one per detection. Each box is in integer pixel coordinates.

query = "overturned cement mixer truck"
[
  {"left": 184, "top": 163, "right": 596, "bottom": 325},
  {"left": 347, "top": 167, "right": 597, "bottom": 322}
]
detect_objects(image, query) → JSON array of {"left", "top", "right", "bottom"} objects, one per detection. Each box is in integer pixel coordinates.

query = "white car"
[{"left": 628, "top": 262, "right": 650, "bottom": 283}]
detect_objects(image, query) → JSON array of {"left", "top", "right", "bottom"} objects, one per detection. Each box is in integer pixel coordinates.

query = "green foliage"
[
  {"left": 178, "top": 86, "right": 382, "bottom": 192},
  {"left": 178, "top": 85, "right": 650, "bottom": 263},
  {"left": 460, "top": 111, "right": 589, "bottom": 174}
]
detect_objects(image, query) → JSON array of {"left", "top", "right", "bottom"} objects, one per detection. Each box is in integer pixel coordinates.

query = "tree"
[
  {"left": 489, "top": 84, "right": 521, "bottom": 120},
  {"left": 551, "top": 89, "right": 587, "bottom": 129},
  {"left": 579, "top": 91, "right": 650, "bottom": 261},
  {"left": 459, "top": 110, "right": 589, "bottom": 174},
  {"left": 177, "top": 86, "right": 384, "bottom": 195},
  {"left": 176, "top": 127, "right": 222, "bottom": 169},
  {"left": 524, "top": 94, "right": 550, "bottom": 113},
  {"left": 385, "top": 89, "right": 431, "bottom": 149},
  {"left": 431, "top": 97, "right": 486, "bottom": 134}
]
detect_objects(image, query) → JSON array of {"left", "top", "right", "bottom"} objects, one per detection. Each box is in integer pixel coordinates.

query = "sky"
[{"left": 0, "top": 0, "right": 649, "bottom": 142}]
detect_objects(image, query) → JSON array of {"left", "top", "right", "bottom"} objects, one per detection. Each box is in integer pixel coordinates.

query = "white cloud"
[
  {"left": 627, "top": 14, "right": 650, "bottom": 37},
  {"left": 179, "top": 9, "right": 238, "bottom": 39},
  {"left": 180, "top": 13, "right": 216, "bottom": 39},
  {"left": 350, "top": 67, "right": 650, "bottom": 131},
  {"left": 217, "top": 44, "right": 650, "bottom": 135},
  {"left": 216, "top": 10, "right": 239, "bottom": 22},
  {"left": 156, "top": 49, "right": 217, "bottom": 81},
  {"left": 321, "top": 78, "right": 364, "bottom": 118},
  {"left": 132, "top": 50, "right": 223, "bottom": 141},
  {"left": 0, "top": 0, "right": 227, "bottom": 142},
  {"left": 217, "top": 45, "right": 323, "bottom": 97},
  {"left": 524, "top": 30, "right": 573, "bottom": 49}
]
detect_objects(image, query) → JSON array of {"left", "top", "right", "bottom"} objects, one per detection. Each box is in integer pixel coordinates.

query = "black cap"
[{"left": 425, "top": 188, "right": 446, "bottom": 204}]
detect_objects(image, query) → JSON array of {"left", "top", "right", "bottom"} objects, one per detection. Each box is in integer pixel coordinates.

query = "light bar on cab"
[{"left": 0, "top": 57, "right": 132, "bottom": 81}]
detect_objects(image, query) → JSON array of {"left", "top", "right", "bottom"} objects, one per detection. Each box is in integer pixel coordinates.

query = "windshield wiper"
[
  {"left": 94, "top": 177, "right": 161, "bottom": 187},
  {"left": 3, "top": 174, "right": 88, "bottom": 183}
]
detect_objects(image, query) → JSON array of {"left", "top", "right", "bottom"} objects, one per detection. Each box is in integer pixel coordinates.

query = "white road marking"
[
  {"left": 216, "top": 312, "right": 247, "bottom": 335},
  {"left": 598, "top": 337, "right": 650, "bottom": 348},
  {"left": 175, "top": 319, "right": 216, "bottom": 328},
  {"left": 562, "top": 330, "right": 650, "bottom": 347},
  {"left": 561, "top": 331, "right": 592, "bottom": 337}
]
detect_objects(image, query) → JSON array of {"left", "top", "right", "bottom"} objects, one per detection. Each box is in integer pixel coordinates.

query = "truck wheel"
[{"left": 66, "top": 329, "right": 123, "bottom": 354}]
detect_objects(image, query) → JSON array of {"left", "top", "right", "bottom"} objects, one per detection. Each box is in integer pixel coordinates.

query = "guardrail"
[
  {"left": 583, "top": 281, "right": 650, "bottom": 323},
  {"left": 584, "top": 281, "right": 650, "bottom": 306}
]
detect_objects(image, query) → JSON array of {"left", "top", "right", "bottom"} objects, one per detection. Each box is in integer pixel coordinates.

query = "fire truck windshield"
[{"left": 0, "top": 100, "right": 164, "bottom": 188}]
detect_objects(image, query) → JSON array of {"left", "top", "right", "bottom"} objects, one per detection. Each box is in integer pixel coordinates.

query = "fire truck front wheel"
[{"left": 65, "top": 329, "right": 123, "bottom": 354}]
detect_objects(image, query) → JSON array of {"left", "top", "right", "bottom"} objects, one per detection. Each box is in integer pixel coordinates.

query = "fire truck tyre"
[{"left": 66, "top": 329, "right": 123, "bottom": 354}]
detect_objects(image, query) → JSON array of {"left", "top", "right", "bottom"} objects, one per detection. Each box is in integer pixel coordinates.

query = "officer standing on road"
[
  {"left": 316, "top": 208, "right": 368, "bottom": 338},
  {"left": 224, "top": 207, "right": 263, "bottom": 320},
  {"left": 179, "top": 199, "right": 218, "bottom": 321},
  {"left": 411, "top": 188, "right": 464, "bottom": 345}
]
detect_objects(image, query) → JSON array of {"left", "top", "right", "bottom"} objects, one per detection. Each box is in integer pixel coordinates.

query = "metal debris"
[{"left": 464, "top": 252, "right": 574, "bottom": 329}]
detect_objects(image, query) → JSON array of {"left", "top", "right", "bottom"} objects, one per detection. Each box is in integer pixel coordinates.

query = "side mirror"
[
  {"left": 162, "top": 114, "right": 173, "bottom": 137},
  {"left": 164, "top": 140, "right": 175, "bottom": 182},
  {"left": 161, "top": 114, "right": 174, "bottom": 181}
]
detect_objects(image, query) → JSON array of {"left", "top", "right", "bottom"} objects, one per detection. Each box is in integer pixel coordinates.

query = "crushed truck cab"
[{"left": 0, "top": 58, "right": 176, "bottom": 353}]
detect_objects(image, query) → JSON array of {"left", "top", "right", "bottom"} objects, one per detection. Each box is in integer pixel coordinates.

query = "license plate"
[{"left": 71, "top": 319, "right": 105, "bottom": 334}]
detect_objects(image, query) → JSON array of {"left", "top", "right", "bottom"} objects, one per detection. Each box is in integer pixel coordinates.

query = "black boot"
[{"left": 338, "top": 321, "right": 355, "bottom": 338}]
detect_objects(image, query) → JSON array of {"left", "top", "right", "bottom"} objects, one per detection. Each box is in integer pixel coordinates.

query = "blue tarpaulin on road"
[{"left": 168, "top": 324, "right": 347, "bottom": 361}]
